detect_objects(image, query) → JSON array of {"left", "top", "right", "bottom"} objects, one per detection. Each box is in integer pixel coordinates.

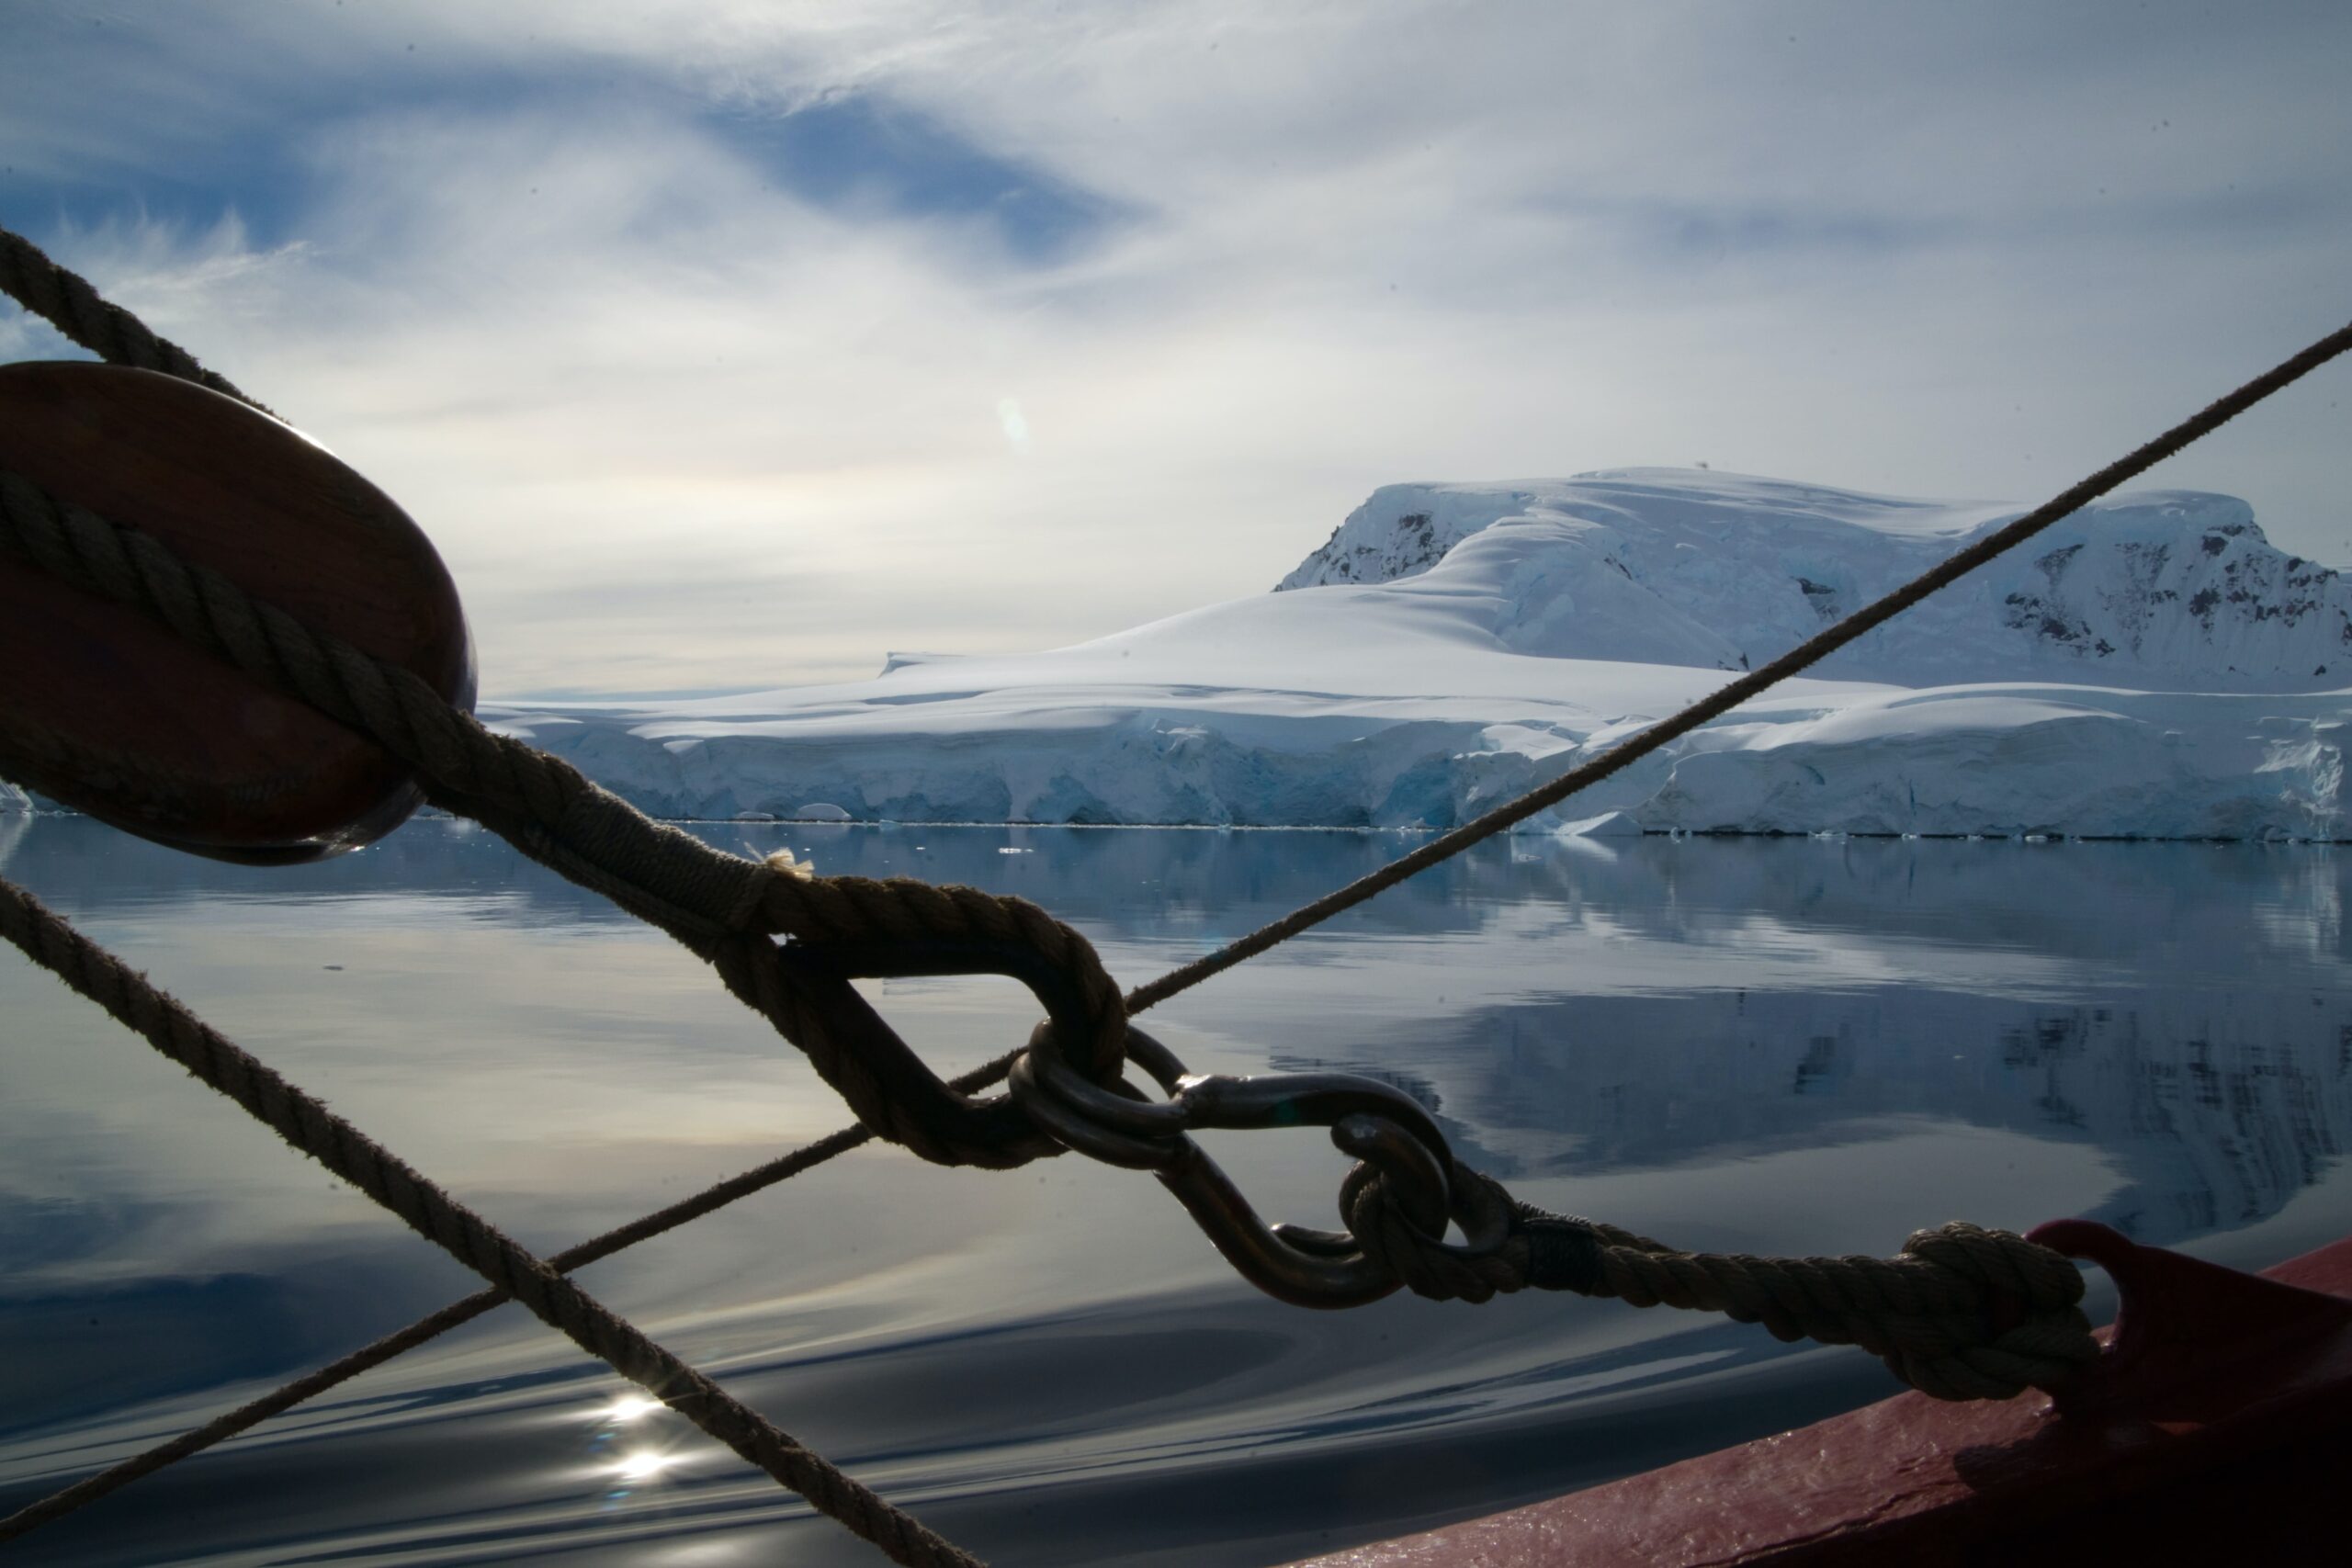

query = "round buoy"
[{"left": 0, "top": 361, "right": 474, "bottom": 863}]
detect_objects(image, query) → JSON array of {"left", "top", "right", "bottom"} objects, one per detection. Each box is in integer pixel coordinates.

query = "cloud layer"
[{"left": 5, "top": 1, "right": 2348, "bottom": 695}]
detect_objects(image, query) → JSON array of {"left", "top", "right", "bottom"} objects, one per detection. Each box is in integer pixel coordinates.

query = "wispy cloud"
[{"left": 4, "top": 1, "right": 2348, "bottom": 695}]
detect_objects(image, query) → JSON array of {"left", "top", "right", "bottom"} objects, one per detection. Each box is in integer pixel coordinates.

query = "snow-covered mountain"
[
  {"left": 1279, "top": 474, "right": 2352, "bottom": 691},
  {"left": 482, "top": 470, "right": 2352, "bottom": 840}
]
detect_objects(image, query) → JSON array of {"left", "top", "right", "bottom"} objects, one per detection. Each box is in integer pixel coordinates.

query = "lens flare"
[
  {"left": 996, "top": 397, "right": 1031, "bottom": 454},
  {"left": 613, "top": 1450, "right": 675, "bottom": 1482}
]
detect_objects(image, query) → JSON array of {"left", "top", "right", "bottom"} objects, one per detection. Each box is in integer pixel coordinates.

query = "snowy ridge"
[
  {"left": 1279, "top": 473, "right": 2352, "bottom": 690},
  {"left": 484, "top": 470, "right": 2352, "bottom": 840}
]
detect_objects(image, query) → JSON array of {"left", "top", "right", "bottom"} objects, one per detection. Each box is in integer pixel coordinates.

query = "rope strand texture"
[
  {"left": 0, "top": 465, "right": 1126, "bottom": 1168},
  {"left": 2, "top": 220, "right": 2345, "bottom": 1545},
  {"left": 1337, "top": 1166, "right": 2095, "bottom": 1401},
  {"left": 0, "top": 228, "right": 276, "bottom": 418},
  {"left": 0, "top": 1047, "right": 1022, "bottom": 1544},
  {"left": 0, "top": 874, "right": 983, "bottom": 1568}
]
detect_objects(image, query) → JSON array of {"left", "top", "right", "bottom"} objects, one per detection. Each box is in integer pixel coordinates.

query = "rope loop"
[
  {"left": 759, "top": 872, "right": 1129, "bottom": 1086},
  {"left": 8, "top": 220, "right": 2347, "bottom": 1554},
  {"left": 1339, "top": 1161, "right": 1522, "bottom": 1303},
  {"left": 724, "top": 909, "right": 1127, "bottom": 1169}
]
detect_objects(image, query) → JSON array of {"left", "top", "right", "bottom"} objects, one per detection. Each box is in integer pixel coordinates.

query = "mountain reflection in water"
[{"left": 1, "top": 818, "right": 2347, "bottom": 1565}]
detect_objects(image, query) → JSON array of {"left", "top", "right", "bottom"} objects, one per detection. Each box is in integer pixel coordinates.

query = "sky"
[{"left": 3, "top": 0, "right": 2348, "bottom": 698}]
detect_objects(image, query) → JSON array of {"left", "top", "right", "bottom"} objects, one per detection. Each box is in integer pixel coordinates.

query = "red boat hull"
[{"left": 1288, "top": 1228, "right": 2352, "bottom": 1565}]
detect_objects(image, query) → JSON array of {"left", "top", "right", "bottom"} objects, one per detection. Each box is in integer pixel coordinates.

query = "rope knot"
[
  {"left": 1881, "top": 1221, "right": 2101, "bottom": 1400},
  {"left": 1340, "top": 1162, "right": 1522, "bottom": 1303},
  {"left": 1899, "top": 1220, "right": 2086, "bottom": 1313}
]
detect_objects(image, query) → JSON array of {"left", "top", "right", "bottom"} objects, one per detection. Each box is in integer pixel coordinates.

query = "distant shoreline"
[{"left": 10, "top": 805, "right": 2339, "bottom": 846}]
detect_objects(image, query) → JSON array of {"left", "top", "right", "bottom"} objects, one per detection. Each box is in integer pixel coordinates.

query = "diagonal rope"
[
  {"left": 0, "top": 1048, "right": 1019, "bottom": 1543},
  {"left": 6, "top": 287, "right": 2337, "bottom": 1528},
  {"left": 2, "top": 220, "right": 2346, "bottom": 1547},
  {"left": 0, "top": 454, "right": 1126, "bottom": 1170},
  {"left": 1126, "top": 314, "right": 2352, "bottom": 1012},
  {"left": 0, "top": 876, "right": 983, "bottom": 1568},
  {"left": 9, "top": 220, "right": 2341, "bottom": 1026},
  {"left": 0, "top": 228, "right": 277, "bottom": 419}
]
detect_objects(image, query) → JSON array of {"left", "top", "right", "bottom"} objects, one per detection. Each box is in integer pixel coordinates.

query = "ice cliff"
[
  {"left": 1281, "top": 475, "right": 2352, "bottom": 691},
  {"left": 485, "top": 470, "right": 2352, "bottom": 840}
]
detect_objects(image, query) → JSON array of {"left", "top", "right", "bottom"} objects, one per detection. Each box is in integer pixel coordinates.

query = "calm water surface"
[{"left": 2, "top": 817, "right": 2349, "bottom": 1565}]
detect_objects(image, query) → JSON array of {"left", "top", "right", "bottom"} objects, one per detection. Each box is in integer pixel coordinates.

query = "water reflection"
[{"left": 0, "top": 818, "right": 2347, "bottom": 1564}]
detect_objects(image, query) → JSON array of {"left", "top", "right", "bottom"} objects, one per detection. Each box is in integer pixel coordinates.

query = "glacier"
[{"left": 480, "top": 470, "right": 2352, "bottom": 840}]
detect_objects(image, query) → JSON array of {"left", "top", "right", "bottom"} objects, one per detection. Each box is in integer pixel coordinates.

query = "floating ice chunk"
[{"left": 1554, "top": 810, "right": 1645, "bottom": 839}]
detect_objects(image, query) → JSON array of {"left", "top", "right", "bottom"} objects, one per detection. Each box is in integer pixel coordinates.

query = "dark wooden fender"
[{"left": 0, "top": 361, "right": 474, "bottom": 863}]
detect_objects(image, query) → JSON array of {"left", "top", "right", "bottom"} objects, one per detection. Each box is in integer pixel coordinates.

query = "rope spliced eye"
[{"left": 0, "top": 361, "right": 473, "bottom": 863}]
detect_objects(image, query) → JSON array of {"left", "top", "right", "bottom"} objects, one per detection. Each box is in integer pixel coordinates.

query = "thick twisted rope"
[
  {"left": 0, "top": 228, "right": 275, "bottom": 418},
  {"left": 3, "top": 226, "right": 1124, "bottom": 1164},
  {"left": 1561, "top": 1216, "right": 2095, "bottom": 1402},
  {"left": 2, "top": 224, "right": 2341, "bottom": 1541},
  {"left": 0, "top": 1049, "right": 1033, "bottom": 1548},
  {"left": 1340, "top": 1168, "right": 2095, "bottom": 1401},
  {"left": 0, "top": 874, "right": 982, "bottom": 1568},
  {"left": 0, "top": 466, "right": 1125, "bottom": 1168},
  {"left": 0, "top": 1043, "right": 1020, "bottom": 1543}
]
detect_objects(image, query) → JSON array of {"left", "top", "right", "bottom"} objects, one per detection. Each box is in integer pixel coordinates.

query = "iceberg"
[{"left": 483, "top": 470, "right": 2352, "bottom": 840}]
